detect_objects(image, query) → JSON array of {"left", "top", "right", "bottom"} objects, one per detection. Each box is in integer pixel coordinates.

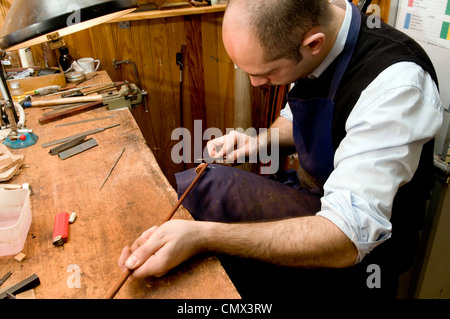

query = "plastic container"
[{"left": 0, "top": 189, "right": 32, "bottom": 257}]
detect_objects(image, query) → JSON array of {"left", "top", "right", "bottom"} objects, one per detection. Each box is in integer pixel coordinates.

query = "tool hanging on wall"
[
  {"left": 176, "top": 44, "right": 186, "bottom": 170},
  {"left": 106, "top": 162, "right": 210, "bottom": 299}
]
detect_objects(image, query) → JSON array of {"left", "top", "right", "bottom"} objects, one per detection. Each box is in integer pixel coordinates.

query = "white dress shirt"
[{"left": 280, "top": 0, "right": 443, "bottom": 262}]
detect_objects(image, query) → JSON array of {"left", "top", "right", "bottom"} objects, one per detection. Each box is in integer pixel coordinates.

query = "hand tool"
[
  {"left": 55, "top": 115, "right": 116, "bottom": 128},
  {"left": 0, "top": 273, "right": 40, "bottom": 299},
  {"left": 24, "top": 83, "right": 143, "bottom": 111},
  {"left": 58, "top": 138, "right": 98, "bottom": 160},
  {"left": 113, "top": 59, "right": 148, "bottom": 112},
  {"left": 99, "top": 148, "right": 125, "bottom": 190},
  {"left": 33, "top": 85, "right": 62, "bottom": 96},
  {"left": 44, "top": 82, "right": 123, "bottom": 97},
  {"left": 41, "top": 124, "right": 119, "bottom": 148},
  {"left": 48, "top": 135, "right": 87, "bottom": 155},
  {"left": 0, "top": 271, "right": 12, "bottom": 287},
  {"left": 105, "top": 163, "right": 210, "bottom": 299}
]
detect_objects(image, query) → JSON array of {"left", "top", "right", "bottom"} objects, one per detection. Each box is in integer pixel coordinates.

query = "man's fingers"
[
  {"left": 129, "top": 247, "right": 170, "bottom": 279},
  {"left": 207, "top": 133, "right": 240, "bottom": 159},
  {"left": 129, "top": 225, "right": 159, "bottom": 253},
  {"left": 125, "top": 232, "right": 165, "bottom": 271},
  {"left": 118, "top": 246, "right": 132, "bottom": 272}
]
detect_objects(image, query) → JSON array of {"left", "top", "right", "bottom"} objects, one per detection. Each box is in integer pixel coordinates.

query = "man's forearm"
[{"left": 198, "top": 216, "right": 358, "bottom": 268}]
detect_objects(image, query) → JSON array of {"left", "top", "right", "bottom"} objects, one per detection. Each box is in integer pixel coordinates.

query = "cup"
[
  {"left": 77, "top": 57, "right": 100, "bottom": 74},
  {"left": 68, "top": 61, "right": 84, "bottom": 72}
]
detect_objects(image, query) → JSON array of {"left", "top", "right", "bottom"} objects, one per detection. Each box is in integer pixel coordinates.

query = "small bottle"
[
  {"left": 1, "top": 51, "right": 21, "bottom": 69},
  {"left": 9, "top": 82, "right": 26, "bottom": 103},
  {"left": 18, "top": 47, "right": 35, "bottom": 68},
  {"left": 58, "top": 46, "right": 74, "bottom": 72}
]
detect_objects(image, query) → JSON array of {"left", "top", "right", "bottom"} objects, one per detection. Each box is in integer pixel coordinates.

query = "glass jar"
[
  {"left": 1, "top": 51, "right": 21, "bottom": 69},
  {"left": 9, "top": 82, "right": 26, "bottom": 103}
]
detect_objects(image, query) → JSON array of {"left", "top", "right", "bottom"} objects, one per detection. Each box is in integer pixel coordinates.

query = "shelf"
[{"left": 108, "top": 4, "right": 226, "bottom": 22}]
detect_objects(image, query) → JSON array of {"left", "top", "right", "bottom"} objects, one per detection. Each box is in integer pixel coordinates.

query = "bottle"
[
  {"left": 18, "top": 47, "right": 35, "bottom": 68},
  {"left": 58, "top": 46, "right": 74, "bottom": 72},
  {"left": 9, "top": 82, "right": 26, "bottom": 103},
  {"left": 1, "top": 51, "right": 21, "bottom": 69}
]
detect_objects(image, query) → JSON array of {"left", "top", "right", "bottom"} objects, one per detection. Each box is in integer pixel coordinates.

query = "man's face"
[{"left": 223, "top": 16, "right": 311, "bottom": 86}]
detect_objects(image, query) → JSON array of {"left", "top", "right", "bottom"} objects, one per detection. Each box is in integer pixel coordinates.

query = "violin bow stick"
[{"left": 106, "top": 163, "right": 209, "bottom": 299}]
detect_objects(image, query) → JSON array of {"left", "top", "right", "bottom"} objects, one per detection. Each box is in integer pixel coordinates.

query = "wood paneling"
[{"left": 0, "top": 1, "right": 238, "bottom": 188}]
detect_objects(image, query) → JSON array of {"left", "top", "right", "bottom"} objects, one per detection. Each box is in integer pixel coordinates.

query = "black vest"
[{"left": 291, "top": 12, "right": 439, "bottom": 233}]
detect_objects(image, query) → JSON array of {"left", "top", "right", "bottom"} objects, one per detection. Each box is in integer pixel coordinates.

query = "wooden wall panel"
[{"left": 0, "top": 1, "right": 235, "bottom": 187}]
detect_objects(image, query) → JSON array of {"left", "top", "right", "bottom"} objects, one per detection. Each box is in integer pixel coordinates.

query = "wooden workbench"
[{"left": 0, "top": 71, "right": 239, "bottom": 299}]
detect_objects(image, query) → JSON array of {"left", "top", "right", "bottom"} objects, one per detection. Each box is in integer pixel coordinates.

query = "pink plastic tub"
[{"left": 0, "top": 189, "right": 32, "bottom": 256}]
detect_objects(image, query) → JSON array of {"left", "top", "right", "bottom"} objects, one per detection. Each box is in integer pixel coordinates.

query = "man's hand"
[
  {"left": 206, "top": 130, "right": 261, "bottom": 163},
  {"left": 118, "top": 220, "right": 203, "bottom": 279}
]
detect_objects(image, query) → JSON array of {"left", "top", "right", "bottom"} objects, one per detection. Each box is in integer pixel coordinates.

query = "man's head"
[{"left": 223, "top": 0, "right": 335, "bottom": 86}]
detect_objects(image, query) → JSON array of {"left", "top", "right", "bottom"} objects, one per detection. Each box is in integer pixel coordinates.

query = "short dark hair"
[{"left": 226, "top": 0, "right": 332, "bottom": 63}]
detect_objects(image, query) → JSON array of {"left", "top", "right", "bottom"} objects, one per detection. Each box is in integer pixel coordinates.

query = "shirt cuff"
[{"left": 317, "top": 191, "right": 392, "bottom": 264}]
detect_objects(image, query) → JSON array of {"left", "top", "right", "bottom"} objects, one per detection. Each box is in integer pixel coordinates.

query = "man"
[{"left": 119, "top": 0, "right": 443, "bottom": 298}]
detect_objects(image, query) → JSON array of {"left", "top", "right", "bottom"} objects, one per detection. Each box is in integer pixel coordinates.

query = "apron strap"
[{"left": 328, "top": 2, "right": 362, "bottom": 99}]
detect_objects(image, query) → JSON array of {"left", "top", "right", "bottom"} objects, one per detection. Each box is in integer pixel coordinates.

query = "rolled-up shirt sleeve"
[{"left": 315, "top": 62, "right": 443, "bottom": 263}]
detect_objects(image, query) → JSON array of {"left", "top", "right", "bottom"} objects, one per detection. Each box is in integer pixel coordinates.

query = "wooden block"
[
  {"left": 0, "top": 154, "right": 24, "bottom": 174},
  {"left": 14, "top": 253, "right": 26, "bottom": 262},
  {"left": 0, "top": 144, "right": 14, "bottom": 168},
  {"left": 0, "top": 155, "right": 24, "bottom": 182}
]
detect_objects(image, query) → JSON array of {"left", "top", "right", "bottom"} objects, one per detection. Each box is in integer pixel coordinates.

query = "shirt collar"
[{"left": 307, "top": 0, "right": 352, "bottom": 79}]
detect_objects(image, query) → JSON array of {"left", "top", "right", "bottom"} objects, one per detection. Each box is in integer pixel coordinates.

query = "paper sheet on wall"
[
  {"left": 395, "top": 0, "right": 450, "bottom": 50},
  {"left": 395, "top": 0, "right": 450, "bottom": 109},
  {"left": 395, "top": 0, "right": 450, "bottom": 156}
]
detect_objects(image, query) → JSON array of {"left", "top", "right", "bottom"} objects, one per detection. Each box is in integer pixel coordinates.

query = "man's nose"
[{"left": 249, "top": 75, "right": 270, "bottom": 87}]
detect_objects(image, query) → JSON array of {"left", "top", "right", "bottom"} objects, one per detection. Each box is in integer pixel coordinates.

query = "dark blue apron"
[
  {"left": 290, "top": 2, "right": 361, "bottom": 188},
  {"left": 176, "top": 3, "right": 362, "bottom": 223}
]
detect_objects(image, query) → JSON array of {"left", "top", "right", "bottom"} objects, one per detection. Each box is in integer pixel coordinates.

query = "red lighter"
[{"left": 53, "top": 212, "right": 69, "bottom": 246}]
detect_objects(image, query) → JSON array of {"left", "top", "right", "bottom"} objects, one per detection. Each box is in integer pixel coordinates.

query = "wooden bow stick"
[{"left": 106, "top": 163, "right": 209, "bottom": 299}]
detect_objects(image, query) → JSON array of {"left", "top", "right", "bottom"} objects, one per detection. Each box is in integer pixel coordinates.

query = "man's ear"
[{"left": 300, "top": 31, "right": 325, "bottom": 56}]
